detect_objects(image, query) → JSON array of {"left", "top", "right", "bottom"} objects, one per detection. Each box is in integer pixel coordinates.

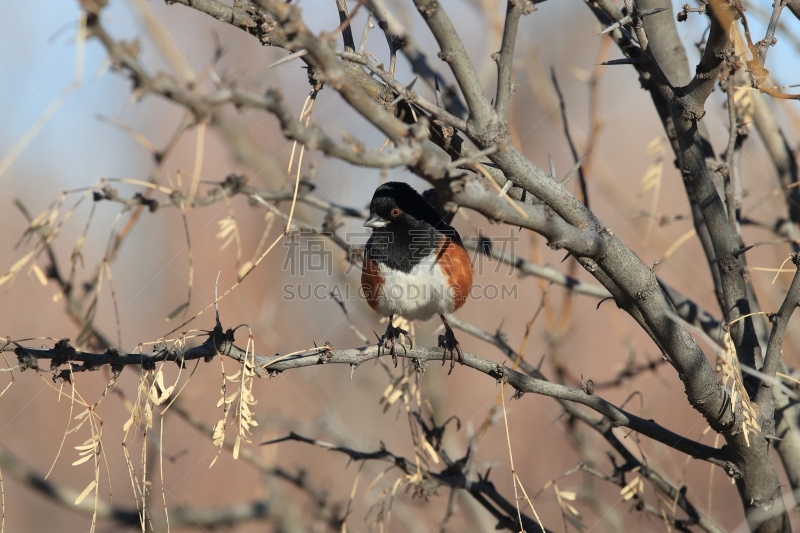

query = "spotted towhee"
[{"left": 361, "top": 182, "right": 473, "bottom": 374}]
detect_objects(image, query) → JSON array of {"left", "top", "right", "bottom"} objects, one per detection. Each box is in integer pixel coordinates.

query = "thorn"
[
  {"left": 549, "top": 154, "right": 556, "bottom": 180},
  {"left": 600, "top": 9, "right": 663, "bottom": 35},
  {"left": 561, "top": 151, "right": 590, "bottom": 186},
  {"left": 639, "top": 7, "right": 667, "bottom": 17},
  {"left": 499, "top": 180, "right": 513, "bottom": 197},
  {"left": 600, "top": 15, "right": 632, "bottom": 35},
  {"left": 582, "top": 377, "right": 595, "bottom": 395},
  {"left": 596, "top": 296, "right": 614, "bottom": 310},
  {"left": 494, "top": 323, "right": 506, "bottom": 343},
  {"left": 266, "top": 49, "right": 308, "bottom": 69},
  {"left": 733, "top": 244, "right": 755, "bottom": 258},
  {"left": 561, "top": 252, "right": 571, "bottom": 263},
  {"left": 350, "top": 363, "right": 356, "bottom": 381},
  {"left": 600, "top": 57, "right": 638, "bottom": 66},
  {"left": 434, "top": 75, "right": 444, "bottom": 108},
  {"left": 405, "top": 76, "right": 418, "bottom": 90},
  {"left": 390, "top": 94, "right": 405, "bottom": 106}
]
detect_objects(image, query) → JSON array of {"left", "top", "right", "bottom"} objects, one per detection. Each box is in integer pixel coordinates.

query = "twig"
[
  {"left": 336, "top": 50, "right": 468, "bottom": 132},
  {"left": 334, "top": 0, "right": 358, "bottom": 52},
  {"left": 494, "top": 0, "right": 532, "bottom": 118},
  {"left": 449, "top": 314, "right": 726, "bottom": 533},
  {"left": 551, "top": 68, "right": 589, "bottom": 207},
  {"left": 266, "top": 49, "right": 308, "bottom": 69},
  {"left": 359, "top": 11, "right": 372, "bottom": 53},
  {"left": 9, "top": 325, "right": 736, "bottom": 471},
  {"left": 756, "top": 253, "right": 800, "bottom": 408},
  {"left": 376, "top": 14, "right": 401, "bottom": 78}
]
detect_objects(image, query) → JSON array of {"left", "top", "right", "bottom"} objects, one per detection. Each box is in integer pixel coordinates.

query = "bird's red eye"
[{"left": 390, "top": 208, "right": 401, "bottom": 218}]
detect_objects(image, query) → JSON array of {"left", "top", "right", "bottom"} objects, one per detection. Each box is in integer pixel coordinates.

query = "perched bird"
[{"left": 361, "top": 182, "right": 473, "bottom": 374}]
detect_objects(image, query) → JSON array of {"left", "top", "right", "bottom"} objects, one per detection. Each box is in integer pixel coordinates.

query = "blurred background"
[{"left": 1, "top": 0, "right": 799, "bottom": 531}]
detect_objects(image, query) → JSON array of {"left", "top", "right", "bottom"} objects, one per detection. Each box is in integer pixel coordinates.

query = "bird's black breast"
[
  {"left": 366, "top": 223, "right": 466, "bottom": 274},
  {"left": 366, "top": 226, "right": 440, "bottom": 274}
]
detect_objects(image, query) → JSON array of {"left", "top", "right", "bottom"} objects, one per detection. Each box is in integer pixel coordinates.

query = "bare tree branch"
[
  {"left": 5, "top": 323, "right": 732, "bottom": 472},
  {"left": 755, "top": 0, "right": 788, "bottom": 64},
  {"left": 447, "top": 316, "right": 727, "bottom": 533},
  {"left": 264, "top": 431, "right": 551, "bottom": 533},
  {"left": 365, "top": 0, "right": 469, "bottom": 119},
  {"left": 411, "top": 0, "right": 496, "bottom": 126},
  {"left": 788, "top": 0, "right": 800, "bottom": 18},
  {"left": 8, "top": 0, "right": 800, "bottom": 530},
  {"left": 494, "top": 1, "right": 531, "bottom": 118},
  {"left": 757, "top": 255, "right": 800, "bottom": 408}
]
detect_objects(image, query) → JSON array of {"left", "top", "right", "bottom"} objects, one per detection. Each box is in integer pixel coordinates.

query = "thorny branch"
[
  {"left": 584, "top": 0, "right": 800, "bottom": 528},
  {"left": 4, "top": 323, "right": 733, "bottom": 472},
  {"left": 446, "top": 315, "right": 725, "bottom": 532},
  {"left": 6, "top": 0, "right": 800, "bottom": 530},
  {"left": 264, "top": 431, "right": 552, "bottom": 533}
]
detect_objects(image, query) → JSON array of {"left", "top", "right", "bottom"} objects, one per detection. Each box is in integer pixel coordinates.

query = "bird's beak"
[{"left": 363, "top": 214, "right": 389, "bottom": 228}]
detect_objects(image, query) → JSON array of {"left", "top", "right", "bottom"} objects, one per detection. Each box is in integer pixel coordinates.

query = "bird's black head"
[
  {"left": 364, "top": 182, "right": 464, "bottom": 272},
  {"left": 364, "top": 182, "right": 443, "bottom": 231}
]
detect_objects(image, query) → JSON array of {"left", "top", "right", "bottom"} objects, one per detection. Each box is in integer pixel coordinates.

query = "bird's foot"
[
  {"left": 378, "top": 322, "right": 412, "bottom": 367},
  {"left": 438, "top": 326, "right": 463, "bottom": 375}
]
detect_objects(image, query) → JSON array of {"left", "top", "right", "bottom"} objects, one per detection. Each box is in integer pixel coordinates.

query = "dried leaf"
[
  {"left": 646, "top": 136, "right": 664, "bottom": 156},
  {"left": 74, "top": 480, "right": 97, "bottom": 505},
  {"left": 30, "top": 263, "right": 48, "bottom": 286},
  {"left": 233, "top": 435, "right": 241, "bottom": 460},
  {"left": 386, "top": 389, "right": 403, "bottom": 406},
  {"left": 639, "top": 163, "right": 663, "bottom": 193},
  {"left": 380, "top": 383, "right": 395, "bottom": 401},
  {"left": 620, "top": 476, "right": 640, "bottom": 500},
  {"left": 144, "top": 403, "right": 153, "bottom": 428},
  {"left": 217, "top": 217, "right": 236, "bottom": 239},
  {"left": 0, "top": 251, "right": 35, "bottom": 287},
  {"left": 72, "top": 453, "right": 95, "bottom": 466},
  {"left": 237, "top": 261, "right": 254, "bottom": 281},
  {"left": 565, "top": 503, "right": 580, "bottom": 516},
  {"left": 422, "top": 439, "right": 439, "bottom": 464}
]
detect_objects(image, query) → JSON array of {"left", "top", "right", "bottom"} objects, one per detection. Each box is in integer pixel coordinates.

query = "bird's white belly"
[{"left": 375, "top": 257, "right": 455, "bottom": 321}]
